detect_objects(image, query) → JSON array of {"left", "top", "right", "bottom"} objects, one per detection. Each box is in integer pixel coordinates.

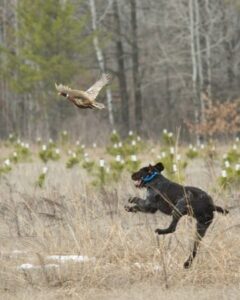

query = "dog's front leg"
[
  {"left": 124, "top": 205, "right": 140, "bottom": 213},
  {"left": 124, "top": 197, "right": 146, "bottom": 213},
  {"left": 128, "top": 196, "right": 142, "bottom": 204},
  {"left": 125, "top": 197, "right": 158, "bottom": 213}
]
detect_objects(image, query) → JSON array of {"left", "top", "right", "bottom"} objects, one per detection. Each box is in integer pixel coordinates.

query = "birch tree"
[
  {"left": 204, "top": 0, "right": 212, "bottom": 100},
  {"left": 189, "top": 0, "right": 200, "bottom": 142},
  {"left": 89, "top": 0, "right": 114, "bottom": 127},
  {"left": 130, "top": 0, "right": 143, "bottom": 134}
]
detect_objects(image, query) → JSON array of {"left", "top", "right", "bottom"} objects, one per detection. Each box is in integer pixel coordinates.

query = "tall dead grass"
[{"left": 0, "top": 157, "right": 239, "bottom": 299}]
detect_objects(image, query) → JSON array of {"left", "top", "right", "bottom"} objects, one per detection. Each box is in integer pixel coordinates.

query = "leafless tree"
[{"left": 0, "top": 0, "right": 240, "bottom": 141}]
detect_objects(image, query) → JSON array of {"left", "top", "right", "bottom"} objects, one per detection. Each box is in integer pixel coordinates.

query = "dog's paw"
[
  {"left": 183, "top": 260, "right": 192, "bottom": 269},
  {"left": 124, "top": 205, "right": 137, "bottom": 213},
  {"left": 124, "top": 205, "right": 131, "bottom": 212},
  {"left": 128, "top": 197, "right": 137, "bottom": 204},
  {"left": 155, "top": 228, "right": 164, "bottom": 235}
]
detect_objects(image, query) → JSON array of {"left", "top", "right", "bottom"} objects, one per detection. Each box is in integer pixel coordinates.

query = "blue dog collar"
[{"left": 142, "top": 171, "right": 159, "bottom": 184}]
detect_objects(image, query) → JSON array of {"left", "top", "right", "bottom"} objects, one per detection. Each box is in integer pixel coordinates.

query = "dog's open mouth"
[{"left": 134, "top": 179, "right": 143, "bottom": 188}]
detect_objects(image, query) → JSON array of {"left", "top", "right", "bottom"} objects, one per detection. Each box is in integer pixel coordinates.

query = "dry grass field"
[{"left": 0, "top": 141, "right": 239, "bottom": 300}]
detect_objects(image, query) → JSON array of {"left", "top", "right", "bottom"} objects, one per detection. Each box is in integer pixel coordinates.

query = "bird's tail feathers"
[{"left": 93, "top": 102, "right": 105, "bottom": 109}]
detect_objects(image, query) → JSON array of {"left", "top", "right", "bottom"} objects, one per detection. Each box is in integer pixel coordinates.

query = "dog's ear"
[
  {"left": 154, "top": 162, "right": 164, "bottom": 172},
  {"left": 148, "top": 164, "right": 153, "bottom": 171}
]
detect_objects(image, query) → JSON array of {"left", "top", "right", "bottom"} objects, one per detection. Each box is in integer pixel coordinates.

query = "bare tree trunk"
[
  {"left": 0, "top": 4, "right": 4, "bottom": 117},
  {"left": 220, "top": 0, "right": 234, "bottom": 89},
  {"left": 2, "top": 0, "right": 10, "bottom": 134},
  {"left": 12, "top": 0, "right": 19, "bottom": 134},
  {"left": 130, "top": 0, "right": 143, "bottom": 134},
  {"left": 89, "top": 0, "right": 114, "bottom": 127},
  {"left": 195, "top": 0, "right": 205, "bottom": 129},
  {"left": 204, "top": 0, "right": 212, "bottom": 100},
  {"left": 189, "top": 0, "right": 200, "bottom": 143},
  {"left": 165, "top": 67, "right": 173, "bottom": 130},
  {"left": 113, "top": 0, "right": 129, "bottom": 136},
  {"left": 0, "top": 0, "right": 20, "bottom": 136}
]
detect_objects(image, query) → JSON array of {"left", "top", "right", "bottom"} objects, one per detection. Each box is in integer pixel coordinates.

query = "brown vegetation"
[
  {"left": 0, "top": 152, "right": 239, "bottom": 299},
  {"left": 186, "top": 94, "right": 240, "bottom": 139}
]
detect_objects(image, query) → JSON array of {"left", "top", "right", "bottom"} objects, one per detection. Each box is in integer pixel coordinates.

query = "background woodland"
[{"left": 0, "top": 0, "right": 240, "bottom": 142}]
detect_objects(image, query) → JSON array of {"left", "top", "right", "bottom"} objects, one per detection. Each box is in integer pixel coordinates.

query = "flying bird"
[{"left": 55, "top": 73, "right": 112, "bottom": 110}]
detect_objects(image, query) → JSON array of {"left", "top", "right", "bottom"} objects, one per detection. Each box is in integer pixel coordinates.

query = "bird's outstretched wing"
[
  {"left": 92, "top": 101, "right": 105, "bottom": 109},
  {"left": 55, "top": 83, "right": 89, "bottom": 99},
  {"left": 85, "top": 73, "right": 112, "bottom": 100}
]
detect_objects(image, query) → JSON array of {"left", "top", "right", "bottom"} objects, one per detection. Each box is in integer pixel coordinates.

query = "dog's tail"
[{"left": 214, "top": 205, "right": 229, "bottom": 215}]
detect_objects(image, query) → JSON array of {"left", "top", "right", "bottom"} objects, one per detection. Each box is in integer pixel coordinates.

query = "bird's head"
[
  {"left": 55, "top": 84, "right": 68, "bottom": 98},
  {"left": 58, "top": 92, "right": 67, "bottom": 97}
]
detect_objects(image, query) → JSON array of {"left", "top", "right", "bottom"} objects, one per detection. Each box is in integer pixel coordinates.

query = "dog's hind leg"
[
  {"left": 155, "top": 215, "right": 180, "bottom": 235},
  {"left": 184, "top": 218, "right": 213, "bottom": 269}
]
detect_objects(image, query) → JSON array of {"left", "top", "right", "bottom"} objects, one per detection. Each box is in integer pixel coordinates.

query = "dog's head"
[{"left": 131, "top": 162, "right": 164, "bottom": 188}]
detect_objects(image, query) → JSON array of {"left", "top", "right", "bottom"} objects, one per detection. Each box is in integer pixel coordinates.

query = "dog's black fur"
[{"left": 125, "top": 162, "right": 228, "bottom": 268}]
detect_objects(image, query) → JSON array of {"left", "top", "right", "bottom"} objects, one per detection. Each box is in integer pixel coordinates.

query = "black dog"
[{"left": 125, "top": 162, "right": 228, "bottom": 268}]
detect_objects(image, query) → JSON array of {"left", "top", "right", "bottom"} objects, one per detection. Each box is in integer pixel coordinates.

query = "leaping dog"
[{"left": 125, "top": 162, "right": 228, "bottom": 268}]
